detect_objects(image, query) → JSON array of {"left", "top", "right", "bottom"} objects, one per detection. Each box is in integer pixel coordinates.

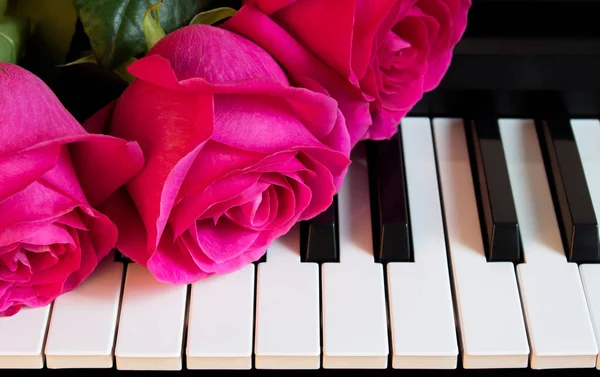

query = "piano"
[{"left": 3, "top": 0, "right": 600, "bottom": 375}]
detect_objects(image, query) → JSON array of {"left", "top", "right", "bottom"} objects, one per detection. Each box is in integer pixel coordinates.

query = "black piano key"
[
  {"left": 466, "top": 118, "right": 521, "bottom": 263},
  {"left": 114, "top": 250, "right": 132, "bottom": 263},
  {"left": 537, "top": 117, "right": 600, "bottom": 262},
  {"left": 300, "top": 196, "right": 339, "bottom": 263},
  {"left": 366, "top": 133, "right": 412, "bottom": 263},
  {"left": 256, "top": 252, "right": 267, "bottom": 264}
]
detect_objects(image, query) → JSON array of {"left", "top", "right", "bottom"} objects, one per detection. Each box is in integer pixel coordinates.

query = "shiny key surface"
[
  {"left": 466, "top": 117, "right": 521, "bottom": 262},
  {"left": 321, "top": 143, "right": 389, "bottom": 369},
  {"left": 500, "top": 118, "right": 597, "bottom": 369},
  {"left": 115, "top": 263, "right": 188, "bottom": 370},
  {"left": 572, "top": 119, "right": 600, "bottom": 368},
  {"left": 44, "top": 258, "right": 124, "bottom": 368},
  {"left": 536, "top": 117, "right": 600, "bottom": 262},
  {"left": 0, "top": 305, "right": 51, "bottom": 368},
  {"left": 386, "top": 118, "right": 457, "bottom": 369},
  {"left": 186, "top": 264, "right": 255, "bottom": 369},
  {"left": 434, "top": 118, "right": 530, "bottom": 368},
  {"left": 254, "top": 225, "right": 320, "bottom": 369},
  {"left": 300, "top": 197, "right": 339, "bottom": 263},
  {"left": 367, "top": 131, "right": 412, "bottom": 263}
]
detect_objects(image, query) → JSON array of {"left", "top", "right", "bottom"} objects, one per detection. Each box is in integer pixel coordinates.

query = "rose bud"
[
  {"left": 86, "top": 24, "right": 351, "bottom": 284},
  {"left": 0, "top": 63, "right": 144, "bottom": 316},
  {"left": 223, "top": 0, "right": 471, "bottom": 144}
]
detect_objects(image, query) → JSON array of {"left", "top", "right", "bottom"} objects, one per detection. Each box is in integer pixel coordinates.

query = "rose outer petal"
[
  {"left": 0, "top": 63, "right": 86, "bottom": 156},
  {"left": 110, "top": 79, "right": 215, "bottom": 251},
  {"left": 270, "top": 0, "right": 356, "bottom": 82},
  {"left": 223, "top": 6, "right": 371, "bottom": 146}
]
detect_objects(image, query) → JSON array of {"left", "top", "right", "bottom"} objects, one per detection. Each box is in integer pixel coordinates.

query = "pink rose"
[
  {"left": 86, "top": 25, "right": 350, "bottom": 284},
  {"left": 0, "top": 63, "right": 144, "bottom": 317},
  {"left": 223, "top": 0, "right": 471, "bottom": 143}
]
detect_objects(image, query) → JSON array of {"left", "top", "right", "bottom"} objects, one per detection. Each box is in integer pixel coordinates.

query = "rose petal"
[
  {"left": 146, "top": 226, "right": 211, "bottom": 284},
  {"left": 195, "top": 217, "right": 261, "bottom": 263},
  {"left": 0, "top": 63, "right": 87, "bottom": 156},
  {"left": 212, "top": 93, "right": 331, "bottom": 153},
  {"left": 146, "top": 24, "right": 289, "bottom": 85},
  {"left": 248, "top": 0, "right": 298, "bottom": 14},
  {"left": 170, "top": 173, "right": 263, "bottom": 236},
  {"left": 96, "top": 189, "right": 151, "bottom": 265},
  {"left": 0, "top": 180, "right": 76, "bottom": 234},
  {"left": 352, "top": 0, "right": 404, "bottom": 79},
  {"left": 20, "top": 223, "right": 74, "bottom": 247},
  {"left": 110, "top": 77, "right": 214, "bottom": 250},
  {"left": 272, "top": 0, "right": 356, "bottom": 82},
  {"left": 181, "top": 229, "right": 265, "bottom": 275},
  {"left": 70, "top": 136, "right": 145, "bottom": 207},
  {"left": 223, "top": 5, "right": 371, "bottom": 146},
  {"left": 0, "top": 145, "right": 60, "bottom": 202}
]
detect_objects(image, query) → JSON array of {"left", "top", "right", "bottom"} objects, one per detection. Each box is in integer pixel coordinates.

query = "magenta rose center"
[{"left": 0, "top": 211, "right": 85, "bottom": 285}]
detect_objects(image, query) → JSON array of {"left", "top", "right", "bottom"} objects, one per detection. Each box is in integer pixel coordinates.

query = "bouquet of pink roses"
[{"left": 0, "top": 0, "right": 470, "bottom": 321}]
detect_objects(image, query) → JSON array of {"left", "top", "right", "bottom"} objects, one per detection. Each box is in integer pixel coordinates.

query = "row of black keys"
[
  {"left": 117, "top": 116, "right": 599, "bottom": 265},
  {"left": 296, "top": 116, "right": 599, "bottom": 264}
]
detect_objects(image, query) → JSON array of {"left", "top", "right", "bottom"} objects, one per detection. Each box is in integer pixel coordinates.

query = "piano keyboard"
[{"left": 3, "top": 117, "right": 600, "bottom": 371}]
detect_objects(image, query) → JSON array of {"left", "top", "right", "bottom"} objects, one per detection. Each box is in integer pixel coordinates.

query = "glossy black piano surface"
[{"left": 5, "top": 0, "right": 600, "bottom": 375}]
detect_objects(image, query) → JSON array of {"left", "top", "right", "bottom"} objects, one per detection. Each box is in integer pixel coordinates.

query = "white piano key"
[
  {"left": 571, "top": 119, "right": 600, "bottom": 368},
  {"left": 386, "top": 118, "right": 457, "bottom": 369},
  {"left": 0, "top": 305, "right": 51, "bottom": 368},
  {"left": 580, "top": 264, "right": 600, "bottom": 369},
  {"left": 499, "top": 118, "right": 598, "bottom": 369},
  {"left": 115, "top": 263, "right": 188, "bottom": 370},
  {"left": 186, "top": 263, "right": 255, "bottom": 369},
  {"left": 254, "top": 225, "right": 320, "bottom": 369},
  {"left": 433, "top": 118, "right": 530, "bottom": 369},
  {"left": 321, "top": 143, "right": 389, "bottom": 369},
  {"left": 44, "top": 259, "right": 124, "bottom": 368}
]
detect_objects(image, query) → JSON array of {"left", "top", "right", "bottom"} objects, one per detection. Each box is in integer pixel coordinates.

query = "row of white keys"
[
  {"left": 387, "top": 118, "right": 457, "bottom": 369},
  {"left": 571, "top": 119, "right": 600, "bottom": 369},
  {"left": 433, "top": 118, "right": 530, "bottom": 368},
  {"left": 0, "top": 256, "right": 124, "bottom": 369},
  {"left": 499, "top": 118, "right": 598, "bottom": 369},
  {"left": 254, "top": 225, "right": 320, "bottom": 369},
  {"left": 321, "top": 143, "right": 389, "bottom": 368}
]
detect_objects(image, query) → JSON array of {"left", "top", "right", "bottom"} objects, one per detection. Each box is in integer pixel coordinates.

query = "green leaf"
[
  {"left": 189, "top": 7, "right": 236, "bottom": 25},
  {"left": 58, "top": 54, "right": 136, "bottom": 84},
  {"left": 142, "top": 1, "right": 165, "bottom": 51},
  {"left": 73, "top": 0, "right": 209, "bottom": 69},
  {"left": 0, "top": 16, "right": 28, "bottom": 64},
  {"left": 57, "top": 54, "right": 97, "bottom": 67},
  {"left": 0, "top": 31, "right": 15, "bottom": 63}
]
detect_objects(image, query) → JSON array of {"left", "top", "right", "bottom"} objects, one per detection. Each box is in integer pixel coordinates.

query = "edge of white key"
[
  {"left": 388, "top": 118, "right": 458, "bottom": 369},
  {"left": 573, "top": 119, "right": 600, "bottom": 369},
  {"left": 580, "top": 264, "right": 600, "bottom": 369},
  {"left": 433, "top": 118, "right": 530, "bottom": 369},
  {"left": 254, "top": 226, "right": 320, "bottom": 369},
  {"left": 44, "top": 259, "right": 124, "bottom": 369}
]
